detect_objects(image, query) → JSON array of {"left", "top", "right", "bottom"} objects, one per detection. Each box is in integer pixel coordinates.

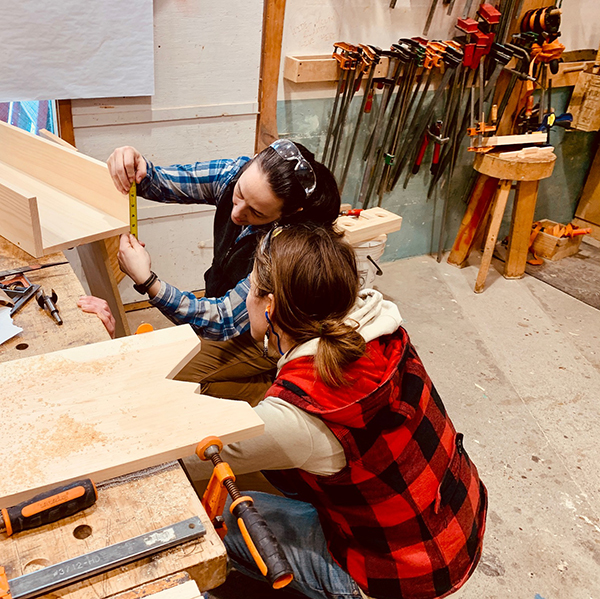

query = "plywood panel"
[{"left": 0, "top": 325, "right": 264, "bottom": 508}]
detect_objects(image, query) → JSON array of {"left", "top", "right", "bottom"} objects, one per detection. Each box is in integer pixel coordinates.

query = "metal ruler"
[
  {"left": 129, "top": 181, "right": 138, "bottom": 238},
  {"left": 4, "top": 516, "right": 205, "bottom": 599}
]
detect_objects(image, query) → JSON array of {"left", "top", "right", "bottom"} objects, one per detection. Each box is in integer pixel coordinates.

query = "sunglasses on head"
[{"left": 270, "top": 139, "right": 317, "bottom": 198}]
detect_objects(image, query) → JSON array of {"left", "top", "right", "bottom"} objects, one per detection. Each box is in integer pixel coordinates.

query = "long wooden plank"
[
  {"left": 0, "top": 120, "right": 127, "bottom": 223},
  {"left": 0, "top": 325, "right": 264, "bottom": 508},
  {"left": 0, "top": 161, "right": 129, "bottom": 255}
]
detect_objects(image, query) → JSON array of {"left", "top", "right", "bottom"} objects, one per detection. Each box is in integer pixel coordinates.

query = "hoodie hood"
[
  {"left": 272, "top": 290, "right": 405, "bottom": 427},
  {"left": 278, "top": 289, "right": 402, "bottom": 369}
]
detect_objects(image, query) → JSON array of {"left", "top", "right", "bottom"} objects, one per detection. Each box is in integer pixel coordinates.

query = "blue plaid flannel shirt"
[{"left": 139, "top": 155, "right": 260, "bottom": 340}]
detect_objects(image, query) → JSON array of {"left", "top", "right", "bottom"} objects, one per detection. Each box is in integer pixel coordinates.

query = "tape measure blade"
[{"left": 129, "top": 182, "right": 138, "bottom": 238}]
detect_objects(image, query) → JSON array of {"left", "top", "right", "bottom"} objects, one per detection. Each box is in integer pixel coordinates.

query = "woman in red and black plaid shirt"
[{"left": 190, "top": 224, "right": 487, "bottom": 599}]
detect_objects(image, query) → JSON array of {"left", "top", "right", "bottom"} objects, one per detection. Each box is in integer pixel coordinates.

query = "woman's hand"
[
  {"left": 107, "top": 146, "right": 147, "bottom": 194},
  {"left": 77, "top": 296, "right": 116, "bottom": 339},
  {"left": 118, "top": 233, "right": 152, "bottom": 285}
]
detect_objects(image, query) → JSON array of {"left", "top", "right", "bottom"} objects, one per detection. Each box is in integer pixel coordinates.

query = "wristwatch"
[{"left": 133, "top": 271, "right": 158, "bottom": 295}]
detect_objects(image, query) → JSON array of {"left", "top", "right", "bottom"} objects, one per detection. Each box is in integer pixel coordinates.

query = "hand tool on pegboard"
[
  {"left": 0, "top": 516, "right": 206, "bottom": 599},
  {"left": 338, "top": 45, "right": 382, "bottom": 194},
  {"left": 322, "top": 43, "right": 361, "bottom": 167},
  {"left": 362, "top": 39, "right": 414, "bottom": 206},
  {"left": 387, "top": 42, "right": 463, "bottom": 192},
  {"left": 1, "top": 480, "right": 97, "bottom": 537},
  {"left": 356, "top": 46, "right": 406, "bottom": 209},
  {"left": 376, "top": 38, "right": 428, "bottom": 205},
  {"left": 328, "top": 45, "right": 369, "bottom": 175},
  {"left": 197, "top": 436, "right": 294, "bottom": 590}
]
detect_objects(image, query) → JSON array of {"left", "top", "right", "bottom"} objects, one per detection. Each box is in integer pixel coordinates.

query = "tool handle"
[
  {"left": 1, "top": 479, "right": 97, "bottom": 536},
  {"left": 231, "top": 497, "right": 294, "bottom": 589}
]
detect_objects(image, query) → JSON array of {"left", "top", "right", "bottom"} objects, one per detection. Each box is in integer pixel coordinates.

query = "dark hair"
[
  {"left": 253, "top": 225, "right": 365, "bottom": 387},
  {"left": 253, "top": 142, "right": 341, "bottom": 227}
]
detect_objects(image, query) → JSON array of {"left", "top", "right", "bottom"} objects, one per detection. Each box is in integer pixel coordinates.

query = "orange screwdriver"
[{"left": 0, "top": 479, "right": 97, "bottom": 536}]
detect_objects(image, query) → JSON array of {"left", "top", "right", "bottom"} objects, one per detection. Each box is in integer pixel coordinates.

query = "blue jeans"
[{"left": 223, "top": 492, "right": 363, "bottom": 599}]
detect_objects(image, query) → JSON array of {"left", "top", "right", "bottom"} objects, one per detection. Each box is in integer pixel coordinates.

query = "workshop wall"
[{"left": 278, "top": 0, "right": 599, "bottom": 261}]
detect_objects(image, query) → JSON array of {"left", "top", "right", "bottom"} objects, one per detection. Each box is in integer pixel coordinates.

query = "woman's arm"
[
  {"left": 107, "top": 145, "right": 250, "bottom": 205},
  {"left": 138, "top": 156, "right": 250, "bottom": 205},
  {"left": 185, "top": 397, "right": 346, "bottom": 481},
  {"left": 149, "top": 276, "right": 252, "bottom": 340}
]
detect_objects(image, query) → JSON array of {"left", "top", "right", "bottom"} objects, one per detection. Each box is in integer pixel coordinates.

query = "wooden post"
[
  {"left": 504, "top": 179, "right": 540, "bottom": 278},
  {"left": 448, "top": 174, "right": 499, "bottom": 267},
  {"left": 255, "top": 0, "right": 287, "bottom": 153},
  {"left": 474, "top": 180, "right": 512, "bottom": 293}
]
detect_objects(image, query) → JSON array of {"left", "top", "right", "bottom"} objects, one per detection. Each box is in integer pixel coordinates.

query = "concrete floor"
[{"left": 128, "top": 254, "right": 600, "bottom": 599}]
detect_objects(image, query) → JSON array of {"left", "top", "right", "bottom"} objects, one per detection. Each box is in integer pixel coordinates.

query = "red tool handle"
[
  {"left": 412, "top": 135, "right": 430, "bottom": 175},
  {"left": 231, "top": 497, "right": 294, "bottom": 589},
  {"left": 1, "top": 479, "right": 97, "bottom": 536}
]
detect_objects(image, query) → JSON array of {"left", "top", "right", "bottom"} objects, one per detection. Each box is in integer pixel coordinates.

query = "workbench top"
[{"left": 0, "top": 235, "right": 227, "bottom": 598}]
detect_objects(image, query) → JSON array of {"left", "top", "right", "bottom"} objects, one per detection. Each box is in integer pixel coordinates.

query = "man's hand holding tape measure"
[{"left": 107, "top": 146, "right": 147, "bottom": 194}]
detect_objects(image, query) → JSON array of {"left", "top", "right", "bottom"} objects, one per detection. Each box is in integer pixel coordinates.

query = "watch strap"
[{"left": 133, "top": 271, "right": 158, "bottom": 295}]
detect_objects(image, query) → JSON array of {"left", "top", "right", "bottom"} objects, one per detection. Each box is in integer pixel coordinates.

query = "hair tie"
[{"left": 317, "top": 323, "right": 324, "bottom": 336}]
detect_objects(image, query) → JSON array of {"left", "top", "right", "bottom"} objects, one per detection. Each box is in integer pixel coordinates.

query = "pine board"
[
  {"left": 0, "top": 120, "right": 129, "bottom": 258},
  {"left": 0, "top": 325, "right": 264, "bottom": 508}
]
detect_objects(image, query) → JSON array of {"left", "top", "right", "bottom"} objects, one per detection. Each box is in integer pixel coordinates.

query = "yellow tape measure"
[{"left": 129, "top": 181, "right": 138, "bottom": 238}]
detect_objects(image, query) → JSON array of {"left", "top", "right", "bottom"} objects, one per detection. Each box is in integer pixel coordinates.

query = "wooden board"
[
  {"left": 0, "top": 466, "right": 227, "bottom": 598},
  {"left": 336, "top": 207, "right": 402, "bottom": 245},
  {"left": 478, "top": 132, "right": 547, "bottom": 148},
  {"left": 575, "top": 146, "right": 600, "bottom": 227},
  {"left": 283, "top": 54, "right": 389, "bottom": 84},
  {"left": 0, "top": 120, "right": 129, "bottom": 258},
  {"left": 0, "top": 324, "right": 264, "bottom": 508}
]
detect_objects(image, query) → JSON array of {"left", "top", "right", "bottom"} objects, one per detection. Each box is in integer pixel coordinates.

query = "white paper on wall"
[{"left": 0, "top": 0, "right": 154, "bottom": 102}]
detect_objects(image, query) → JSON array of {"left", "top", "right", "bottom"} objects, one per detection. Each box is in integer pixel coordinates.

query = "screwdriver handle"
[
  {"left": 230, "top": 497, "right": 294, "bottom": 589},
  {"left": 1, "top": 479, "right": 97, "bottom": 536}
]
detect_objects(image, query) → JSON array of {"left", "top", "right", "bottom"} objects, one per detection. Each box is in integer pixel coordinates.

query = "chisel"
[{"left": 0, "top": 479, "right": 97, "bottom": 536}]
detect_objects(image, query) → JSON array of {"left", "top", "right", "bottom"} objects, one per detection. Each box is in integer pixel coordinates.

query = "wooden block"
[
  {"left": 283, "top": 54, "right": 389, "bottom": 84},
  {"left": 336, "top": 207, "right": 402, "bottom": 245},
  {"left": 531, "top": 219, "right": 584, "bottom": 261},
  {"left": 0, "top": 121, "right": 129, "bottom": 258},
  {"left": 0, "top": 325, "right": 264, "bottom": 508}
]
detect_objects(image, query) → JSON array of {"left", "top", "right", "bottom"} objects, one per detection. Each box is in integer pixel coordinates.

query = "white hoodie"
[{"left": 187, "top": 291, "right": 402, "bottom": 481}]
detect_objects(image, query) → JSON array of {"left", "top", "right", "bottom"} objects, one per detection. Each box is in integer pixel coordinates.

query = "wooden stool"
[{"left": 448, "top": 150, "right": 556, "bottom": 293}]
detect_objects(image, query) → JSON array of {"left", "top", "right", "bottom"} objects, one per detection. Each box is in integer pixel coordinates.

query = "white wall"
[{"left": 280, "top": 0, "right": 600, "bottom": 102}]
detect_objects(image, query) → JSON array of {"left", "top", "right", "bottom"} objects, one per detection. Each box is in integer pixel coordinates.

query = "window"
[{"left": 0, "top": 100, "right": 56, "bottom": 135}]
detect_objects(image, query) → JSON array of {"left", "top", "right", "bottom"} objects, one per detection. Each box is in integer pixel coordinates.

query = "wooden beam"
[
  {"left": 0, "top": 325, "right": 264, "bottom": 508},
  {"left": 255, "top": 0, "right": 287, "bottom": 153}
]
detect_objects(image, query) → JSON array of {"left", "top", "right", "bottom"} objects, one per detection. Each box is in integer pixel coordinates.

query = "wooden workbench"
[{"left": 0, "top": 235, "right": 227, "bottom": 597}]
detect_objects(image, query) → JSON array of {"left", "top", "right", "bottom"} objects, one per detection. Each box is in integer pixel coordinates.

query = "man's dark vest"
[{"left": 203, "top": 173, "right": 262, "bottom": 297}]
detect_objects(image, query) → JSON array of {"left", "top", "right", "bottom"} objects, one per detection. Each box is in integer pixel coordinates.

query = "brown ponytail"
[{"left": 253, "top": 225, "right": 366, "bottom": 387}]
